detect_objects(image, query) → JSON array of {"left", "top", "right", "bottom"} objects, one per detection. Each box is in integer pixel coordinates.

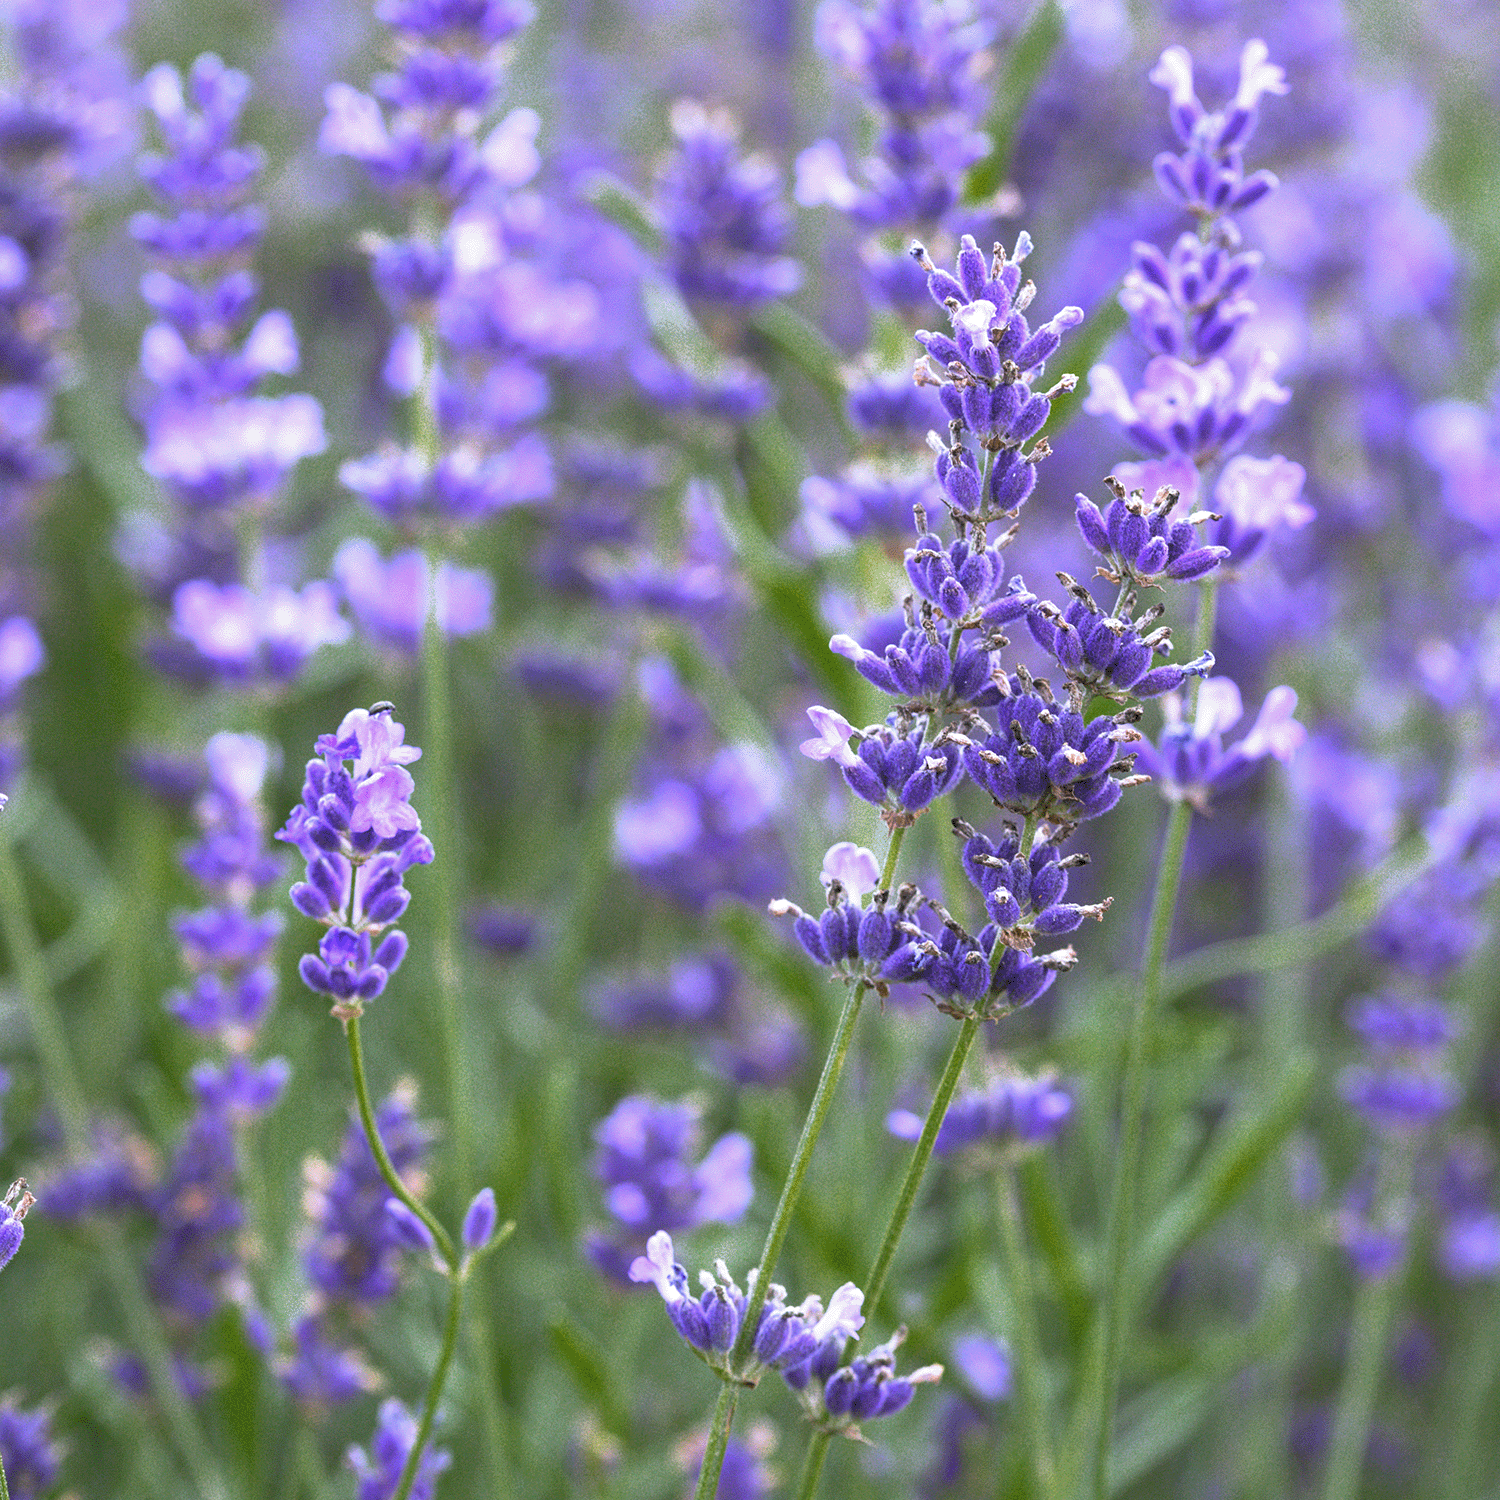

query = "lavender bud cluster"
[{"left": 279, "top": 705, "right": 433, "bottom": 1020}]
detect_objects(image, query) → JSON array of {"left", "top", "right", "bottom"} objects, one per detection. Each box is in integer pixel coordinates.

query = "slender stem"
[
  {"left": 345, "top": 1015, "right": 456, "bottom": 1265},
  {"left": 1437, "top": 1282, "right": 1500, "bottom": 1500},
  {"left": 695, "top": 823, "right": 912, "bottom": 1500},
  {"left": 865, "top": 1014, "right": 983, "bottom": 1319},
  {"left": 392, "top": 1270, "right": 466, "bottom": 1500},
  {"left": 419, "top": 562, "right": 473, "bottom": 1194},
  {"left": 0, "top": 829, "right": 228, "bottom": 1500},
  {"left": 998, "top": 1162, "right": 1059, "bottom": 1500},
  {"left": 1, "top": 1446, "right": 9, "bottom": 1500},
  {"left": 1081, "top": 576, "right": 1218, "bottom": 1499},
  {"left": 1086, "top": 795, "right": 1192, "bottom": 1500},
  {"left": 1319, "top": 1146, "right": 1414, "bottom": 1500},
  {"left": 691, "top": 1384, "right": 740, "bottom": 1500},
  {"left": 795, "top": 1431, "right": 833, "bottom": 1500}
]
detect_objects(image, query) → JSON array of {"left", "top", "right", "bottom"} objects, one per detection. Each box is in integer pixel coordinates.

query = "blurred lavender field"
[{"left": 2, "top": 0, "right": 1500, "bottom": 1497}]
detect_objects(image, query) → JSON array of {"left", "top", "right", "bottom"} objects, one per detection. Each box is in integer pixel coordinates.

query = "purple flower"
[
  {"left": 333, "top": 538, "right": 493, "bottom": 654},
  {"left": 280, "top": 706, "right": 433, "bottom": 1019},
  {"left": 657, "top": 100, "right": 800, "bottom": 309},
  {"left": 797, "top": 0, "right": 991, "bottom": 239},
  {"left": 0, "top": 1178, "right": 34, "bottom": 1273},
  {"left": 950, "top": 1332, "right": 1011, "bottom": 1403},
  {"left": 0, "top": 1398, "right": 59, "bottom": 1500},
  {"left": 462, "top": 1187, "right": 498, "bottom": 1252},
  {"left": 1210, "top": 454, "right": 1313, "bottom": 563},
  {"left": 348, "top": 1398, "right": 451, "bottom": 1500},
  {"left": 1134, "top": 678, "right": 1306, "bottom": 810},
  {"left": 629, "top": 1230, "right": 866, "bottom": 1386},
  {"left": 300, "top": 1086, "right": 434, "bottom": 1309},
  {"left": 589, "top": 1096, "right": 753, "bottom": 1275},
  {"left": 887, "top": 1070, "right": 1072, "bottom": 1156}
]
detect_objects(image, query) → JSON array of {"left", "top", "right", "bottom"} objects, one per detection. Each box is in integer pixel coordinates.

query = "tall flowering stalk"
[
  {"left": 633, "top": 184, "right": 1243, "bottom": 1490},
  {"left": 1075, "top": 41, "right": 1303, "bottom": 1499},
  {"left": 130, "top": 54, "right": 344, "bottom": 686},
  {"left": 280, "top": 704, "right": 507, "bottom": 1500},
  {"left": 319, "top": 0, "right": 554, "bottom": 1254}
]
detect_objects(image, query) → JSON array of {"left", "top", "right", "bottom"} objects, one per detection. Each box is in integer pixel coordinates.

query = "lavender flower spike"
[
  {"left": 0, "top": 1178, "right": 34, "bottom": 1273},
  {"left": 278, "top": 704, "right": 433, "bottom": 1020}
]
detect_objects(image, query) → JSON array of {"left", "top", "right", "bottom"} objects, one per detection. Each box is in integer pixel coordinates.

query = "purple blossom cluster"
[
  {"left": 613, "top": 658, "right": 785, "bottom": 910},
  {"left": 797, "top": 0, "right": 990, "bottom": 243},
  {"left": 43, "top": 735, "right": 289, "bottom": 1395},
  {"left": 658, "top": 101, "right": 801, "bottom": 310},
  {"left": 887, "top": 1070, "right": 1072, "bottom": 1156},
  {"left": 131, "top": 55, "right": 343, "bottom": 687},
  {"left": 281, "top": 1084, "right": 434, "bottom": 1405},
  {"left": 0, "top": 1179, "right": 34, "bottom": 1274},
  {"left": 0, "top": 1397, "right": 59, "bottom": 1500},
  {"left": 589, "top": 950, "right": 804, "bottom": 1087},
  {"left": 348, "top": 1395, "right": 451, "bottom": 1500},
  {"left": 279, "top": 706, "right": 433, "bottom": 1020},
  {"left": 322, "top": 0, "right": 563, "bottom": 532},
  {"left": 585, "top": 1094, "right": 753, "bottom": 1281},
  {"left": 1085, "top": 40, "right": 1310, "bottom": 558}
]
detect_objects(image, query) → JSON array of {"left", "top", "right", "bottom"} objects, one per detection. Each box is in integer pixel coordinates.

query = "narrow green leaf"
[
  {"left": 1044, "top": 296, "right": 1127, "bottom": 438},
  {"left": 640, "top": 276, "right": 723, "bottom": 375},
  {"left": 548, "top": 1317, "right": 630, "bottom": 1438},
  {"left": 747, "top": 302, "right": 851, "bottom": 427},
  {"left": 964, "top": 0, "right": 1066, "bottom": 205},
  {"left": 577, "top": 169, "right": 666, "bottom": 258},
  {"left": 1133, "top": 1055, "right": 1317, "bottom": 1296},
  {"left": 1106, "top": 1373, "right": 1214, "bottom": 1495},
  {"left": 1015, "top": 1151, "right": 1091, "bottom": 1348}
]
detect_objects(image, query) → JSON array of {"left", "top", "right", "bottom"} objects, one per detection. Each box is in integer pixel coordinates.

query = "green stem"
[
  {"left": 998, "top": 1162, "right": 1059, "bottom": 1500},
  {"left": 864, "top": 1014, "right": 983, "bottom": 1319},
  {"left": 1, "top": 1446, "right": 9, "bottom": 1500},
  {"left": 691, "top": 1384, "right": 740, "bottom": 1500},
  {"left": 1086, "top": 795, "right": 1193, "bottom": 1500},
  {"left": 1317, "top": 1278, "right": 1395, "bottom": 1500},
  {"left": 795, "top": 1432, "right": 833, "bottom": 1500},
  {"left": 1437, "top": 1282, "right": 1500, "bottom": 1500},
  {"left": 392, "top": 1270, "right": 466, "bottom": 1500},
  {"left": 345, "top": 1015, "right": 456, "bottom": 1265},
  {"left": 0, "top": 830, "right": 228, "bottom": 1500},
  {"left": 419, "top": 562, "right": 473, "bottom": 1197},
  {"left": 695, "top": 823, "right": 911, "bottom": 1500},
  {"left": 1081, "top": 575, "right": 1218, "bottom": 1500}
]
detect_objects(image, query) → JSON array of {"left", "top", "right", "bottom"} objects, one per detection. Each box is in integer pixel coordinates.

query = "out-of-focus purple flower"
[
  {"left": 323, "top": 0, "right": 566, "bottom": 531},
  {"left": 799, "top": 0, "right": 992, "bottom": 259},
  {"left": 1134, "top": 678, "right": 1305, "bottom": 810},
  {"left": 333, "top": 537, "right": 493, "bottom": 654},
  {"left": 280, "top": 1085, "right": 433, "bottom": 1405},
  {"left": 1412, "top": 396, "right": 1500, "bottom": 536},
  {"left": 614, "top": 659, "right": 786, "bottom": 910},
  {"left": 888, "top": 1070, "right": 1072, "bottom": 1156},
  {"left": 348, "top": 1397, "right": 451, "bottom": 1500},
  {"left": 468, "top": 902, "right": 540, "bottom": 957},
  {"left": 657, "top": 100, "right": 800, "bottom": 309},
  {"left": 587, "top": 1095, "right": 753, "bottom": 1280},
  {"left": 0, "top": 1397, "right": 59, "bottom": 1500},
  {"left": 159, "top": 579, "right": 350, "bottom": 687},
  {"left": 950, "top": 1332, "right": 1011, "bottom": 1403},
  {"left": 1211, "top": 453, "right": 1313, "bottom": 563},
  {"left": 1339, "top": 993, "right": 1458, "bottom": 1134},
  {"left": 628, "top": 347, "right": 773, "bottom": 422}
]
